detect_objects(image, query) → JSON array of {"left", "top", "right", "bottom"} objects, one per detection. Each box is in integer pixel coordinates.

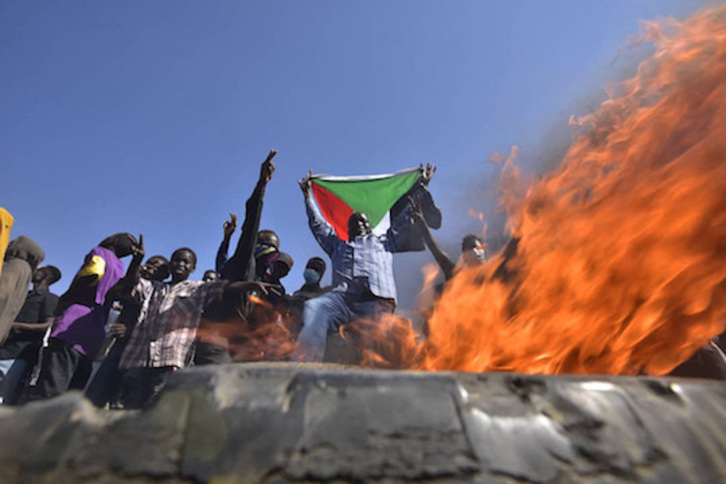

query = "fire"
[
  {"left": 468, "top": 207, "right": 485, "bottom": 222},
  {"left": 361, "top": 7, "right": 726, "bottom": 375},
  {"left": 421, "top": 6, "right": 726, "bottom": 375},
  {"left": 200, "top": 8, "right": 724, "bottom": 376},
  {"left": 467, "top": 208, "right": 489, "bottom": 247},
  {"left": 196, "top": 293, "right": 295, "bottom": 362}
]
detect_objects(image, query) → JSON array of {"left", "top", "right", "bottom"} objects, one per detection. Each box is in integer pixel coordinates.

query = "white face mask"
[{"left": 462, "top": 247, "right": 486, "bottom": 266}]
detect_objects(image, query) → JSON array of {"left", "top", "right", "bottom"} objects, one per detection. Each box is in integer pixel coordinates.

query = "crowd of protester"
[{"left": 0, "top": 151, "right": 494, "bottom": 409}]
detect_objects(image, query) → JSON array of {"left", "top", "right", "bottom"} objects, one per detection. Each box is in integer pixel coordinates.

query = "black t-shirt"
[{"left": 0, "top": 289, "right": 59, "bottom": 360}]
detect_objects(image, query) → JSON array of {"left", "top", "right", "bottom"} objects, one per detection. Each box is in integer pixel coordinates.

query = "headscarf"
[
  {"left": 5, "top": 236, "right": 45, "bottom": 268},
  {"left": 0, "top": 236, "right": 45, "bottom": 343},
  {"left": 0, "top": 208, "right": 14, "bottom": 277}
]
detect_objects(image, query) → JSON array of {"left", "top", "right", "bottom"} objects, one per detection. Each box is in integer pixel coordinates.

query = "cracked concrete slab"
[{"left": 0, "top": 363, "right": 724, "bottom": 483}]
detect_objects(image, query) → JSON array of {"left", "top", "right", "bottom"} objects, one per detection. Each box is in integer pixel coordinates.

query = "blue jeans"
[
  {"left": 0, "top": 359, "right": 28, "bottom": 405},
  {"left": 85, "top": 339, "right": 126, "bottom": 408},
  {"left": 292, "top": 291, "right": 395, "bottom": 362}
]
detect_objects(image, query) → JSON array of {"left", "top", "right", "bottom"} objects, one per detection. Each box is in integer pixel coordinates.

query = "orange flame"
[
  {"left": 421, "top": 7, "right": 726, "bottom": 375},
  {"left": 467, "top": 208, "right": 489, "bottom": 243},
  {"left": 196, "top": 294, "right": 295, "bottom": 362},
  {"left": 359, "top": 7, "right": 726, "bottom": 376},
  {"left": 468, "top": 208, "right": 485, "bottom": 222}
]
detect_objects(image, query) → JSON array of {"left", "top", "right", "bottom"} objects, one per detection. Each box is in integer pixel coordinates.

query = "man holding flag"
[{"left": 292, "top": 165, "right": 436, "bottom": 362}]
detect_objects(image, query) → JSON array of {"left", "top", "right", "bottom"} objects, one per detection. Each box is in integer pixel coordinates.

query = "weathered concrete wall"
[{"left": 0, "top": 363, "right": 724, "bottom": 483}]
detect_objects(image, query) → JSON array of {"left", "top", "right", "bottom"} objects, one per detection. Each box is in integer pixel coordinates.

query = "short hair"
[
  {"left": 257, "top": 230, "right": 280, "bottom": 249},
  {"left": 171, "top": 247, "right": 197, "bottom": 266},
  {"left": 145, "top": 255, "right": 169, "bottom": 265},
  {"left": 45, "top": 265, "right": 62, "bottom": 284},
  {"left": 461, "top": 234, "right": 482, "bottom": 252},
  {"left": 306, "top": 257, "right": 326, "bottom": 276}
]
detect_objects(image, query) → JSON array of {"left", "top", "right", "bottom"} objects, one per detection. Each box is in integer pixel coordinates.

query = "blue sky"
[{"left": 0, "top": 1, "right": 704, "bottom": 308}]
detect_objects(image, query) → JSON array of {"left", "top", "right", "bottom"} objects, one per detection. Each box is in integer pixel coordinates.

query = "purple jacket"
[{"left": 51, "top": 247, "right": 124, "bottom": 356}]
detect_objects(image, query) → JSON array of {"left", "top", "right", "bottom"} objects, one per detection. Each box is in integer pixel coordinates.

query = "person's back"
[
  {"left": 0, "top": 236, "right": 45, "bottom": 345},
  {"left": 0, "top": 208, "right": 14, "bottom": 277}
]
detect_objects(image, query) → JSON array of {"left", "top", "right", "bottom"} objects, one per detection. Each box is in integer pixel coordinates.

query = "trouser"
[
  {"left": 0, "top": 359, "right": 13, "bottom": 385},
  {"left": 0, "top": 359, "right": 13, "bottom": 376},
  {"left": 84, "top": 339, "right": 126, "bottom": 408},
  {"left": 292, "top": 291, "right": 395, "bottom": 362},
  {"left": 26, "top": 338, "right": 92, "bottom": 401},
  {"left": 1, "top": 359, "right": 27, "bottom": 404},
  {"left": 119, "top": 366, "right": 175, "bottom": 410},
  {"left": 0, "top": 344, "right": 43, "bottom": 405},
  {"left": 0, "top": 359, "right": 14, "bottom": 403}
]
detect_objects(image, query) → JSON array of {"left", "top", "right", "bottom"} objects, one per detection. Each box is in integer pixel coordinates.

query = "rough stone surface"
[{"left": 0, "top": 363, "right": 725, "bottom": 483}]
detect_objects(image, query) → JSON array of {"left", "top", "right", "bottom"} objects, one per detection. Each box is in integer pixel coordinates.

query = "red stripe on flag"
[{"left": 311, "top": 182, "right": 354, "bottom": 240}]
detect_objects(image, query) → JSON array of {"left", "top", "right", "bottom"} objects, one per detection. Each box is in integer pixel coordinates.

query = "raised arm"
[
  {"left": 409, "top": 198, "right": 456, "bottom": 280},
  {"left": 222, "top": 150, "right": 276, "bottom": 282},
  {"left": 417, "top": 163, "right": 442, "bottom": 229},
  {"left": 215, "top": 212, "right": 237, "bottom": 273},
  {"left": 107, "top": 234, "right": 145, "bottom": 303},
  {"left": 299, "top": 171, "right": 337, "bottom": 255}
]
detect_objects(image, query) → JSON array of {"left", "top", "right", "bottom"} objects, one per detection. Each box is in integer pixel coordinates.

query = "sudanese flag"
[{"left": 311, "top": 168, "right": 422, "bottom": 240}]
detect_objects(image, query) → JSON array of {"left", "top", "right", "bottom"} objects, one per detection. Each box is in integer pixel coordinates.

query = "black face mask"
[{"left": 256, "top": 250, "right": 280, "bottom": 278}]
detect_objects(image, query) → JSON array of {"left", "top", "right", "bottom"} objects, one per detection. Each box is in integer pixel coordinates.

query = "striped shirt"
[
  {"left": 119, "top": 279, "right": 225, "bottom": 369},
  {"left": 306, "top": 196, "right": 409, "bottom": 302}
]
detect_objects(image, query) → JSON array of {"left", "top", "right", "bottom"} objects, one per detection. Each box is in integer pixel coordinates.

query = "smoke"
[
  {"left": 395, "top": 117, "right": 576, "bottom": 313},
  {"left": 395, "top": 6, "right": 721, "bottom": 322}
]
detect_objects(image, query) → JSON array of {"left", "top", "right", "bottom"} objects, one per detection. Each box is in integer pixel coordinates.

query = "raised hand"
[
  {"left": 260, "top": 149, "right": 277, "bottom": 183},
  {"left": 247, "top": 281, "right": 284, "bottom": 296},
  {"left": 298, "top": 170, "right": 313, "bottom": 198},
  {"left": 226, "top": 280, "right": 284, "bottom": 298},
  {"left": 407, "top": 195, "right": 426, "bottom": 227},
  {"left": 421, "top": 162, "right": 437, "bottom": 185},
  {"left": 131, "top": 233, "right": 145, "bottom": 261},
  {"left": 223, "top": 212, "right": 238, "bottom": 238}
]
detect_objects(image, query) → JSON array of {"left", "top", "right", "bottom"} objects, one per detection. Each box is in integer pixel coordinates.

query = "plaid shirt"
[
  {"left": 119, "top": 278, "right": 225, "bottom": 369},
  {"left": 306, "top": 196, "right": 410, "bottom": 302}
]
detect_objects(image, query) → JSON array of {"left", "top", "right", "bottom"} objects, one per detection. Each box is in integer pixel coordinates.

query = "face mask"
[
  {"left": 258, "top": 253, "right": 280, "bottom": 278},
  {"left": 255, "top": 244, "right": 277, "bottom": 258},
  {"left": 303, "top": 268, "right": 321, "bottom": 284},
  {"left": 462, "top": 247, "right": 486, "bottom": 266}
]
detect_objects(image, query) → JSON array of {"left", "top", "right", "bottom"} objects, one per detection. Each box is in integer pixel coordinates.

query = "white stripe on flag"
[{"left": 372, "top": 212, "right": 390, "bottom": 236}]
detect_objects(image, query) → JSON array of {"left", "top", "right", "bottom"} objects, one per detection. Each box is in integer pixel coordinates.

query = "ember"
[{"left": 364, "top": 6, "right": 726, "bottom": 376}]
